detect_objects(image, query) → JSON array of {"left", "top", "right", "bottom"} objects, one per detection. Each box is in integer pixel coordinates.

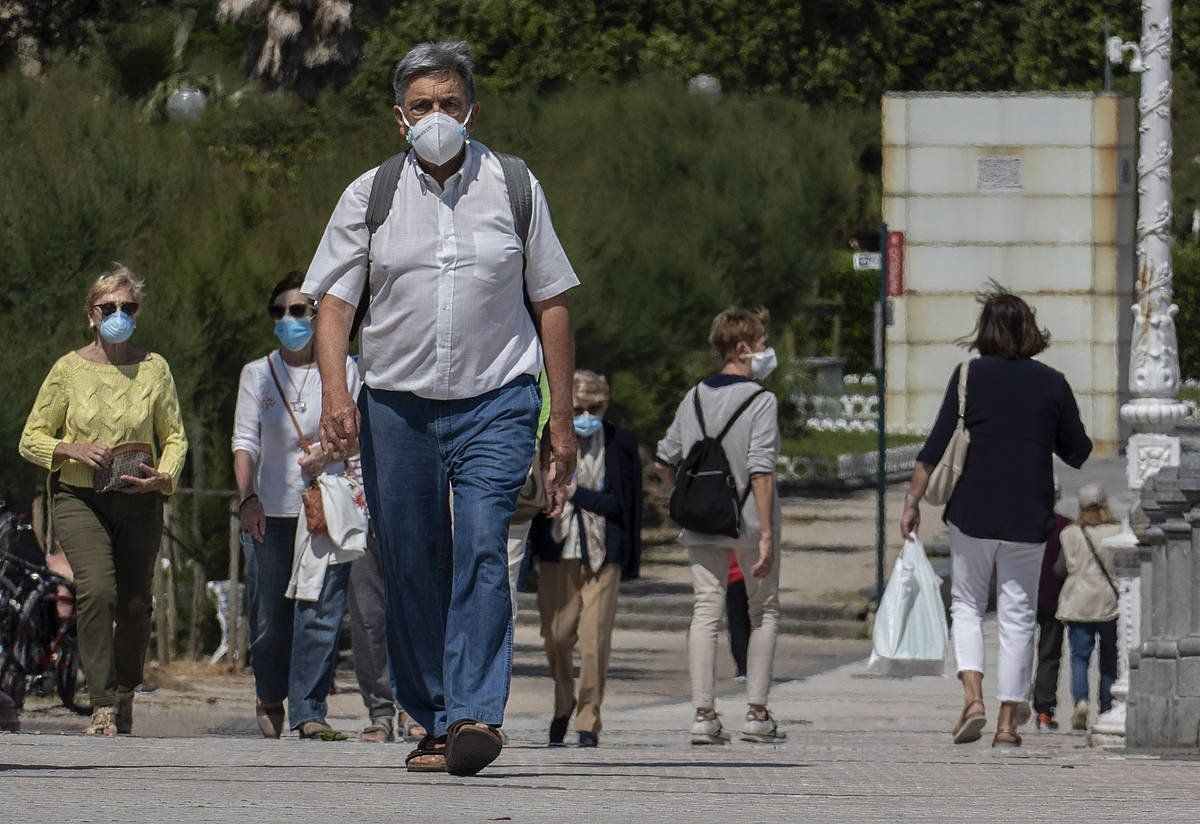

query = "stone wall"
[{"left": 882, "top": 93, "right": 1136, "bottom": 456}]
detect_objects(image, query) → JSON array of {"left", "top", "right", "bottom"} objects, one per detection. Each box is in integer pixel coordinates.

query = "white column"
[
  {"left": 1122, "top": 0, "right": 1188, "bottom": 488},
  {"left": 1091, "top": 519, "right": 1142, "bottom": 747},
  {"left": 1095, "top": 0, "right": 1187, "bottom": 749}
]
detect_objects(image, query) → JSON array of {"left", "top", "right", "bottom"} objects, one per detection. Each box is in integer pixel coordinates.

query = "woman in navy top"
[{"left": 901, "top": 290, "right": 1092, "bottom": 749}]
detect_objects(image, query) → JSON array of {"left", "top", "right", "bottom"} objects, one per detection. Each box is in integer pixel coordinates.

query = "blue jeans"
[
  {"left": 1066, "top": 620, "right": 1118, "bottom": 713},
  {"left": 243, "top": 517, "right": 352, "bottom": 729},
  {"left": 359, "top": 377, "right": 539, "bottom": 737}
]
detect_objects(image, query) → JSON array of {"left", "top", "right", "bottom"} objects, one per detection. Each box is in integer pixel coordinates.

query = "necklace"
[{"left": 277, "top": 352, "right": 314, "bottom": 413}]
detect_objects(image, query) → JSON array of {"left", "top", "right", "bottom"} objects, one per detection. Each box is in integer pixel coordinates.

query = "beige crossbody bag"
[{"left": 924, "top": 360, "right": 971, "bottom": 507}]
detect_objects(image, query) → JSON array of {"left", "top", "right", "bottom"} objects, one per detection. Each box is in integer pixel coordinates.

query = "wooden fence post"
[
  {"left": 227, "top": 497, "right": 242, "bottom": 672},
  {"left": 188, "top": 428, "right": 206, "bottom": 661},
  {"left": 164, "top": 501, "right": 179, "bottom": 662},
  {"left": 154, "top": 505, "right": 172, "bottom": 665}
]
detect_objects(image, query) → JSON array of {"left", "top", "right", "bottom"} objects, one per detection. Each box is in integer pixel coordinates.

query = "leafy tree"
[{"left": 217, "top": 0, "right": 360, "bottom": 99}]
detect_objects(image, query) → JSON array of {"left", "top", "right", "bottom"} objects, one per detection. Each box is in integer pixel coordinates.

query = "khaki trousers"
[
  {"left": 688, "top": 544, "right": 780, "bottom": 709},
  {"left": 537, "top": 559, "right": 621, "bottom": 733},
  {"left": 53, "top": 484, "right": 162, "bottom": 708}
]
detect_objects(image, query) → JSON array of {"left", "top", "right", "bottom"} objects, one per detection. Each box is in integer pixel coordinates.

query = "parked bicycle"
[{"left": 0, "top": 535, "right": 88, "bottom": 715}]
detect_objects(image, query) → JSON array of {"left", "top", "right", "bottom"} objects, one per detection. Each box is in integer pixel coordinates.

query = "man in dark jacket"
[
  {"left": 1033, "top": 479, "right": 1071, "bottom": 730},
  {"left": 530, "top": 370, "right": 642, "bottom": 747}
]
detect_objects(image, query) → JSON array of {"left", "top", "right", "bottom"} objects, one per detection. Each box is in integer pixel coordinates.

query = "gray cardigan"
[{"left": 655, "top": 375, "right": 781, "bottom": 548}]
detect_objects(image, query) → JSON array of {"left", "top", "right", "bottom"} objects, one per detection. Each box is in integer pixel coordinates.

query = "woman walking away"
[
  {"left": 19, "top": 265, "right": 187, "bottom": 736},
  {"left": 900, "top": 288, "right": 1092, "bottom": 748},
  {"left": 531, "top": 370, "right": 642, "bottom": 748},
  {"left": 1055, "top": 484, "right": 1121, "bottom": 732},
  {"left": 233, "top": 271, "right": 361, "bottom": 741},
  {"left": 655, "top": 307, "right": 783, "bottom": 745}
]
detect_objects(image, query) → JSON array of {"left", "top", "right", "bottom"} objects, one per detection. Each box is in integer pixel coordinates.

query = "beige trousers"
[
  {"left": 537, "top": 559, "right": 621, "bottom": 733},
  {"left": 688, "top": 544, "right": 780, "bottom": 709}
]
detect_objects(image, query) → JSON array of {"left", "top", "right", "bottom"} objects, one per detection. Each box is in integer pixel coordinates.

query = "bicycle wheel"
[{"left": 54, "top": 624, "right": 89, "bottom": 714}]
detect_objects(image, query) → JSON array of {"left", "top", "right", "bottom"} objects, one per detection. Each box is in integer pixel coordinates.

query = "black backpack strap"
[
  {"left": 351, "top": 150, "right": 409, "bottom": 341},
  {"left": 493, "top": 151, "right": 532, "bottom": 247},
  {"left": 691, "top": 385, "right": 708, "bottom": 438},
  {"left": 715, "top": 388, "right": 768, "bottom": 443},
  {"left": 493, "top": 151, "right": 537, "bottom": 324}
]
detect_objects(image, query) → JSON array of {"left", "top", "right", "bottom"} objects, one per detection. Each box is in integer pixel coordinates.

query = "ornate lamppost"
[{"left": 1094, "top": 0, "right": 1188, "bottom": 747}]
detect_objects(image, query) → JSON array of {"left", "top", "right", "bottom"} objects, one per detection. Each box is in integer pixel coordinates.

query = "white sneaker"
[
  {"left": 1071, "top": 700, "right": 1089, "bottom": 731},
  {"left": 690, "top": 710, "right": 729, "bottom": 745},
  {"left": 741, "top": 710, "right": 786, "bottom": 743}
]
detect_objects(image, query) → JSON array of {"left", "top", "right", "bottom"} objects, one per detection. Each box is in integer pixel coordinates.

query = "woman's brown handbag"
[
  {"left": 92, "top": 442, "right": 154, "bottom": 493},
  {"left": 924, "top": 361, "right": 971, "bottom": 508},
  {"left": 268, "top": 357, "right": 328, "bottom": 534}
]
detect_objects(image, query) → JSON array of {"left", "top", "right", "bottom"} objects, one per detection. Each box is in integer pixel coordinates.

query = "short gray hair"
[{"left": 392, "top": 41, "right": 476, "bottom": 107}]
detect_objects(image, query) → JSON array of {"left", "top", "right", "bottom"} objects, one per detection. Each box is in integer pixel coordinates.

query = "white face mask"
[
  {"left": 402, "top": 109, "right": 471, "bottom": 166},
  {"left": 749, "top": 347, "right": 778, "bottom": 381}
]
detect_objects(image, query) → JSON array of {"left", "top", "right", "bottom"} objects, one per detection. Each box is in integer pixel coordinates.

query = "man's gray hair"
[{"left": 393, "top": 41, "right": 476, "bottom": 106}]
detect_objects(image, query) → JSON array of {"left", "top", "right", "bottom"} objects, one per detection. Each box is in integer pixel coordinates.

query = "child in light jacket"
[{"left": 1055, "top": 484, "right": 1121, "bottom": 731}]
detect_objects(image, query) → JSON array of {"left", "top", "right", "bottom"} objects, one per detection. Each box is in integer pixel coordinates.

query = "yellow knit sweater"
[{"left": 19, "top": 351, "right": 188, "bottom": 493}]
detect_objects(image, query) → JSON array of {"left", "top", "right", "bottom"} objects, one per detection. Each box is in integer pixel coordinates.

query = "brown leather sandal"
[
  {"left": 952, "top": 699, "right": 987, "bottom": 744},
  {"left": 992, "top": 726, "right": 1022, "bottom": 748},
  {"left": 405, "top": 734, "right": 447, "bottom": 772},
  {"left": 445, "top": 719, "right": 504, "bottom": 776},
  {"left": 256, "top": 702, "right": 285, "bottom": 739},
  {"left": 360, "top": 716, "right": 394, "bottom": 743}
]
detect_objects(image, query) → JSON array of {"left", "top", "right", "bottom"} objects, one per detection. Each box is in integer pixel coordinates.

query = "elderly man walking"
[{"left": 303, "top": 41, "right": 578, "bottom": 776}]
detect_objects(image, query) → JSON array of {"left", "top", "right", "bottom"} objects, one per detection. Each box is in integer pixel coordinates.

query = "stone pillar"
[{"left": 1127, "top": 428, "right": 1200, "bottom": 748}]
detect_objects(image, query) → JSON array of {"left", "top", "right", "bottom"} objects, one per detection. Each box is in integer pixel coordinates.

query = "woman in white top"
[{"left": 233, "top": 271, "right": 361, "bottom": 741}]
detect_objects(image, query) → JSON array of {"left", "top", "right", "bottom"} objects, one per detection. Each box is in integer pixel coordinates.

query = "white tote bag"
[
  {"left": 924, "top": 360, "right": 971, "bottom": 508},
  {"left": 866, "top": 534, "right": 950, "bottom": 677}
]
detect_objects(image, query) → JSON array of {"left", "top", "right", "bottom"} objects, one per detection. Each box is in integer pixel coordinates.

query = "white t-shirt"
[{"left": 232, "top": 352, "right": 361, "bottom": 518}]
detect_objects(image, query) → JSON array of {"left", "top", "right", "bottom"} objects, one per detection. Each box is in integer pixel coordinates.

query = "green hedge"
[{"left": 0, "top": 68, "right": 872, "bottom": 514}]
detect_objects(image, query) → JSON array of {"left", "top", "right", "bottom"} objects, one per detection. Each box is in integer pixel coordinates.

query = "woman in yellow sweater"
[{"left": 19, "top": 265, "right": 187, "bottom": 736}]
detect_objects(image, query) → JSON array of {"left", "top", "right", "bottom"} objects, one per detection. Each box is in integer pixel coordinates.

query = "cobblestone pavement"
[{"left": 5, "top": 619, "right": 1198, "bottom": 824}]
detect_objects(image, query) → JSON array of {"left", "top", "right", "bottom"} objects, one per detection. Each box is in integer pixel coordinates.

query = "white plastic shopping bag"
[{"left": 866, "top": 534, "right": 949, "bottom": 676}]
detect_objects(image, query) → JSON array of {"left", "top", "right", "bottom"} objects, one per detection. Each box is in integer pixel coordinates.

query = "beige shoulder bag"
[{"left": 924, "top": 360, "right": 971, "bottom": 507}]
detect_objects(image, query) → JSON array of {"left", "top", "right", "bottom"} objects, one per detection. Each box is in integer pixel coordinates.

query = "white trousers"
[
  {"left": 506, "top": 519, "right": 532, "bottom": 625},
  {"left": 949, "top": 523, "right": 1045, "bottom": 703},
  {"left": 688, "top": 545, "right": 780, "bottom": 709}
]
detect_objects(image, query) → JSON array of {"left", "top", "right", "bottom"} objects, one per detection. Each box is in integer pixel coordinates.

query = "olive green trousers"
[{"left": 53, "top": 484, "right": 162, "bottom": 708}]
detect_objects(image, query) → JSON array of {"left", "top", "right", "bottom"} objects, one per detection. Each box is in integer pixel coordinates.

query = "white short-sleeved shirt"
[
  {"left": 231, "top": 353, "right": 361, "bottom": 518},
  {"left": 301, "top": 142, "right": 579, "bottom": 400}
]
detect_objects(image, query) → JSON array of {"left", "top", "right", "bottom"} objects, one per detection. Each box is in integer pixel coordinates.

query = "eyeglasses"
[
  {"left": 268, "top": 303, "right": 313, "bottom": 320},
  {"left": 94, "top": 302, "right": 139, "bottom": 317}
]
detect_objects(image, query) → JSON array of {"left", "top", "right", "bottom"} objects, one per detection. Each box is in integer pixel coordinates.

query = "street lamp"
[
  {"left": 1092, "top": 0, "right": 1187, "bottom": 749},
  {"left": 166, "top": 85, "right": 207, "bottom": 122}
]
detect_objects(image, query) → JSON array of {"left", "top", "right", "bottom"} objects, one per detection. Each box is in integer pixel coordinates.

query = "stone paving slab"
[{"left": 4, "top": 617, "right": 1197, "bottom": 824}]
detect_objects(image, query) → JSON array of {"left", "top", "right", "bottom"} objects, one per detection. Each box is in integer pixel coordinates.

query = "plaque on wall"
[{"left": 977, "top": 156, "right": 1023, "bottom": 190}]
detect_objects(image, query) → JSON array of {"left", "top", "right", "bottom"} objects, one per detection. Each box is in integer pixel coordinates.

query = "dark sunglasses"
[
  {"left": 268, "top": 303, "right": 313, "bottom": 320},
  {"left": 94, "top": 301, "right": 139, "bottom": 317}
]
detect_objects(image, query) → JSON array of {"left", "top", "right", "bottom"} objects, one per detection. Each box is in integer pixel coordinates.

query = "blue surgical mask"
[
  {"left": 98, "top": 310, "right": 135, "bottom": 344},
  {"left": 274, "top": 317, "right": 314, "bottom": 352},
  {"left": 574, "top": 412, "right": 603, "bottom": 439}
]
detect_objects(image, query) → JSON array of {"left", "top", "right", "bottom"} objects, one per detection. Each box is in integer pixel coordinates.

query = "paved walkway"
[{"left": 4, "top": 619, "right": 1197, "bottom": 823}]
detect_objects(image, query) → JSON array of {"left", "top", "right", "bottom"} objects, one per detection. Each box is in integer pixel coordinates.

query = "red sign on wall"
[{"left": 886, "top": 231, "right": 905, "bottom": 297}]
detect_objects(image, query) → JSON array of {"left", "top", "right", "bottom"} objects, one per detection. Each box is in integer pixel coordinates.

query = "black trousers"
[
  {"left": 726, "top": 578, "right": 751, "bottom": 677},
  {"left": 1033, "top": 603, "right": 1065, "bottom": 715}
]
